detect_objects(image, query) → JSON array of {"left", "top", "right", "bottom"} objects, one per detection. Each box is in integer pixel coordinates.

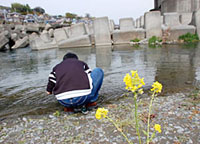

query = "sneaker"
[
  {"left": 64, "top": 107, "right": 74, "bottom": 113},
  {"left": 81, "top": 106, "right": 89, "bottom": 115},
  {"left": 73, "top": 105, "right": 89, "bottom": 115},
  {"left": 86, "top": 102, "right": 98, "bottom": 110}
]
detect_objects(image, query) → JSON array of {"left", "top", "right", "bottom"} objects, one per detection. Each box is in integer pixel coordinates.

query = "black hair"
[{"left": 63, "top": 52, "right": 78, "bottom": 60}]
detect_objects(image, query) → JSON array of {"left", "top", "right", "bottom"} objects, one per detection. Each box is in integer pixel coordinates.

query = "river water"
[{"left": 1, "top": 43, "right": 200, "bottom": 119}]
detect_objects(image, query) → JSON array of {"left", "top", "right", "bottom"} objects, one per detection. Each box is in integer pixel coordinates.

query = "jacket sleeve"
[{"left": 46, "top": 70, "right": 56, "bottom": 93}]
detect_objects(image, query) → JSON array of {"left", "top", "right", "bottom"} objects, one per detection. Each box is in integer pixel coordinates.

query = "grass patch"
[
  {"left": 178, "top": 33, "right": 199, "bottom": 43},
  {"left": 148, "top": 36, "right": 162, "bottom": 48},
  {"left": 130, "top": 38, "right": 140, "bottom": 43}
]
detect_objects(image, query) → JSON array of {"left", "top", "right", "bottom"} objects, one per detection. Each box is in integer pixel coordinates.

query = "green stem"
[
  {"left": 106, "top": 116, "right": 132, "bottom": 144},
  {"left": 146, "top": 92, "right": 156, "bottom": 144},
  {"left": 134, "top": 93, "right": 142, "bottom": 144}
]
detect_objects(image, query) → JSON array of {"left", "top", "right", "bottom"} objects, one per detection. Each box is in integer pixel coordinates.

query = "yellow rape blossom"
[
  {"left": 95, "top": 108, "right": 108, "bottom": 120},
  {"left": 138, "top": 89, "right": 144, "bottom": 94},
  {"left": 154, "top": 124, "right": 162, "bottom": 133},
  {"left": 151, "top": 81, "right": 162, "bottom": 93},
  {"left": 123, "top": 70, "right": 145, "bottom": 93}
]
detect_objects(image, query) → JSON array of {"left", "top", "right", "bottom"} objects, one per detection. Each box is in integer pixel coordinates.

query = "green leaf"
[{"left": 143, "top": 130, "right": 147, "bottom": 136}]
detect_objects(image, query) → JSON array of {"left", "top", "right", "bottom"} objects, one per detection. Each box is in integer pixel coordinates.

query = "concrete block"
[
  {"left": 93, "top": 17, "right": 112, "bottom": 46},
  {"left": 119, "top": 17, "right": 135, "bottom": 31},
  {"left": 53, "top": 28, "right": 69, "bottom": 43},
  {"left": 25, "top": 24, "right": 40, "bottom": 33},
  {"left": 109, "top": 20, "right": 115, "bottom": 32},
  {"left": 112, "top": 29, "right": 145, "bottom": 44},
  {"left": 69, "top": 23, "right": 87, "bottom": 38},
  {"left": 85, "top": 23, "right": 95, "bottom": 45},
  {"left": 191, "top": 9, "right": 200, "bottom": 38},
  {"left": 45, "top": 23, "right": 52, "bottom": 30},
  {"left": 58, "top": 35, "right": 91, "bottom": 48},
  {"left": 140, "top": 16, "right": 144, "bottom": 28},
  {"left": 40, "top": 30, "right": 52, "bottom": 42},
  {"left": 168, "top": 25, "right": 196, "bottom": 40},
  {"left": 30, "top": 34, "right": 57, "bottom": 50},
  {"left": 161, "top": 0, "right": 191, "bottom": 13},
  {"left": 180, "top": 13, "right": 193, "bottom": 25},
  {"left": 144, "top": 11, "right": 162, "bottom": 39},
  {"left": 48, "top": 28, "right": 54, "bottom": 38},
  {"left": 163, "top": 13, "right": 181, "bottom": 27},
  {"left": 0, "top": 33, "right": 9, "bottom": 50},
  {"left": 12, "top": 36, "right": 29, "bottom": 49},
  {"left": 15, "top": 25, "right": 25, "bottom": 31},
  {"left": 136, "top": 18, "right": 140, "bottom": 28}
]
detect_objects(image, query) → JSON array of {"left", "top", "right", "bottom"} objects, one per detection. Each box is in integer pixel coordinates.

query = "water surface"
[{"left": 1, "top": 43, "right": 200, "bottom": 119}]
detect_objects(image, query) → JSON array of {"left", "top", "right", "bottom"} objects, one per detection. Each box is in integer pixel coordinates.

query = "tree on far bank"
[
  {"left": 11, "top": 3, "right": 32, "bottom": 14},
  {"left": 33, "top": 7, "right": 45, "bottom": 15},
  {"left": 65, "top": 12, "right": 77, "bottom": 21}
]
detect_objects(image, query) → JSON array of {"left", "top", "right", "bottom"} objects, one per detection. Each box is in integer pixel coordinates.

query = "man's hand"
[{"left": 46, "top": 91, "right": 52, "bottom": 95}]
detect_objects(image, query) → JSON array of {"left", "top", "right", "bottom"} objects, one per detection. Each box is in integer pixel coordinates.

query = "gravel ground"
[{"left": 0, "top": 92, "right": 199, "bottom": 144}]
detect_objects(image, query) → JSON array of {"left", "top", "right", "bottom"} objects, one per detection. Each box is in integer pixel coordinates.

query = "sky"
[{"left": 0, "top": 0, "right": 154, "bottom": 23}]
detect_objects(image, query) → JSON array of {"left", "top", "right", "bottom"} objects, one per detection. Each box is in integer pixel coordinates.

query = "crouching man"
[{"left": 46, "top": 52, "right": 104, "bottom": 114}]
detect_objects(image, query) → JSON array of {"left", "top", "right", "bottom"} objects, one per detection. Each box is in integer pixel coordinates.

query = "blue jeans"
[{"left": 58, "top": 68, "right": 104, "bottom": 107}]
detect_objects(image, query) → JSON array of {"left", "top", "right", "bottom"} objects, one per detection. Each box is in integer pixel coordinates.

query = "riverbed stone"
[
  {"left": 119, "top": 17, "right": 135, "bottom": 31},
  {"left": 93, "top": 17, "right": 112, "bottom": 46},
  {"left": 112, "top": 29, "right": 145, "bottom": 44},
  {"left": 179, "top": 12, "right": 193, "bottom": 25},
  {"left": 144, "top": 11, "right": 162, "bottom": 39},
  {"left": 12, "top": 36, "right": 29, "bottom": 49},
  {"left": 163, "top": 13, "right": 181, "bottom": 27}
]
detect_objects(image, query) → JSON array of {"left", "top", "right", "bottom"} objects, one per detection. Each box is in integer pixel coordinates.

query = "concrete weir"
[
  {"left": 93, "top": 17, "right": 112, "bottom": 46},
  {"left": 163, "top": 12, "right": 196, "bottom": 40},
  {"left": 112, "top": 17, "right": 145, "bottom": 44}
]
